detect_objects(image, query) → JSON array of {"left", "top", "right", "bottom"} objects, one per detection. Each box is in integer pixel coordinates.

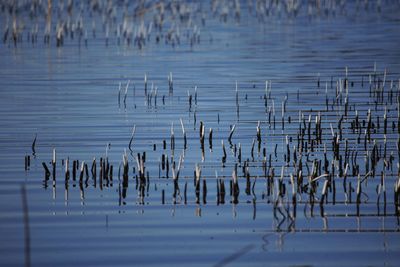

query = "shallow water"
[{"left": 1, "top": 1, "right": 400, "bottom": 266}]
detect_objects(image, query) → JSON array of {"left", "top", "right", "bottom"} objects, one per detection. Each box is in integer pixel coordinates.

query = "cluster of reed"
[{"left": 26, "top": 65, "right": 398, "bottom": 229}]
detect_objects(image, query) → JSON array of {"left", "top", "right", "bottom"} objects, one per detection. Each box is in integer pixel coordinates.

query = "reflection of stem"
[
  {"left": 21, "top": 185, "right": 31, "bottom": 267},
  {"left": 64, "top": 183, "right": 68, "bottom": 206},
  {"left": 79, "top": 182, "right": 85, "bottom": 205},
  {"left": 195, "top": 205, "right": 201, "bottom": 217},
  {"left": 252, "top": 198, "right": 256, "bottom": 220},
  {"left": 276, "top": 233, "right": 284, "bottom": 252},
  {"left": 323, "top": 216, "right": 328, "bottom": 232},
  {"left": 213, "top": 244, "right": 254, "bottom": 267},
  {"left": 52, "top": 180, "right": 56, "bottom": 200},
  {"left": 261, "top": 234, "right": 272, "bottom": 251}
]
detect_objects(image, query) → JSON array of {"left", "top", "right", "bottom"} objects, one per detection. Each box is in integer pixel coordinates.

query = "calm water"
[{"left": 1, "top": 1, "right": 400, "bottom": 266}]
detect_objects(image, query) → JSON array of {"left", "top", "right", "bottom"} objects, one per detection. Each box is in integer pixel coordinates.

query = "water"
[{"left": 1, "top": 1, "right": 400, "bottom": 266}]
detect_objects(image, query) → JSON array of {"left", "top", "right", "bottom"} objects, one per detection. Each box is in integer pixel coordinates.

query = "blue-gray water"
[{"left": 1, "top": 1, "right": 400, "bottom": 266}]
